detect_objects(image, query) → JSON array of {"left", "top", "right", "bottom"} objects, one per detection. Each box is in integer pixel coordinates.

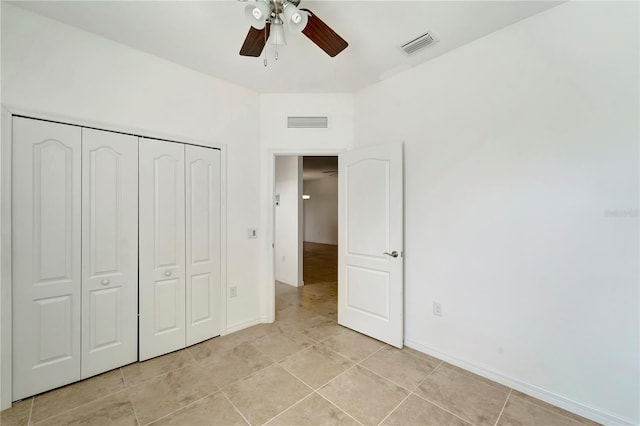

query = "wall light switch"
[
  {"left": 248, "top": 228, "right": 257, "bottom": 239},
  {"left": 229, "top": 286, "right": 238, "bottom": 298}
]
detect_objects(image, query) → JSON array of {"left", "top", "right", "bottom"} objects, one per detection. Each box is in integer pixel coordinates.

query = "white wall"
[
  {"left": 275, "top": 156, "right": 303, "bottom": 286},
  {"left": 259, "top": 94, "right": 354, "bottom": 320},
  {"left": 354, "top": 2, "right": 639, "bottom": 424},
  {"left": 304, "top": 176, "right": 338, "bottom": 245},
  {"left": 1, "top": 3, "right": 262, "bottom": 334}
]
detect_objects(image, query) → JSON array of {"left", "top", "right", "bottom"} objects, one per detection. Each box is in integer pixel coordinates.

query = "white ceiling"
[{"left": 11, "top": 0, "right": 563, "bottom": 93}]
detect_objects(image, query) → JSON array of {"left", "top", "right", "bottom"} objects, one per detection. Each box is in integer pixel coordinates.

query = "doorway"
[{"left": 273, "top": 155, "right": 339, "bottom": 322}]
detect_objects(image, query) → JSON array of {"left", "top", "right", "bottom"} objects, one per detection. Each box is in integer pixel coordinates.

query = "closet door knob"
[
  {"left": 164, "top": 271, "right": 172, "bottom": 277},
  {"left": 101, "top": 279, "right": 110, "bottom": 286}
]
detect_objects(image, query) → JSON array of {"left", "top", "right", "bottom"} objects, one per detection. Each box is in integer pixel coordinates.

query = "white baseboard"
[
  {"left": 404, "top": 339, "right": 635, "bottom": 426},
  {"left": 275, "top": 279, "right": 303, "bottom": 288},
  {"left": 224, "top": 317, "right": 263, "bottom": 335}
]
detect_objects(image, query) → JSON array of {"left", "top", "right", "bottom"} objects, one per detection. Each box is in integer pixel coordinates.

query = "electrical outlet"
[
  {"left": 229, "top": 286, "right": 238, "bottom": 298},
  {"left": 433, "top": 301, "right": 442, "bottom": 317}
]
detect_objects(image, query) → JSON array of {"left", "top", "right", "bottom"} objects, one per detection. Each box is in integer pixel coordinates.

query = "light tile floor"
[{"left": 1, "top": 243, "right": 599, "bottom": 426}]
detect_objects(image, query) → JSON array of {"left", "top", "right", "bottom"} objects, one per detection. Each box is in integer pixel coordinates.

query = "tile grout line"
[
  {"left": 280, "top": 346, "right": 384, "bottom": 425},
  {"left": 140, "top": 390, "right": 220, "bottom": 426},
  {"left": 122, "top": 352, "right": 197, "bottom": 388},
  {"left": 216, "top": 356, "right": 279, "bottom": 391},
  {"left": 27, "top": 397, "right": 34, "bottom": 426},
  {"left": 410, "top": 391, "right": 478, "bottom": 426},
  {"left": 377, "top": 391, "right": 413, "bottom": 425},
  {"left": 314, "top": 340, "right": 361, "bottom": 364},
  {"left": 254, "top": 333, "right": 318, "bottom": 364},
  {"left": 410, "top": 360, "right": 444, "bottom": 393},
  {"left": 29, "top": 388, "right": 127, "bottom": 426},
  {"left": 314, "top": 391, "right": 365, "bottom": 426},
  {"left": 276, "top": 344, "right": 314, "bottom": 365},
  {"left": 401, "top": 347, "right": 443, "bottom": 364},
  {"left": 219, "top": 388, "right": 252, "bottom": 426},
  {"left": 260, "top": 389, "right": 316, "bottom": 425},
  {"left": 123, "top": 362, "right": 220, "bottom": 425},
  {"left": 494, "top": 388, "right": 512, "bottom": 426},
  {"left": 121, "top": 368, "right": 142, "bottom": 426},
  {"left": 312, "top": 362, "right": 358, "bottom": 391},
  {"left": 356, "top": 362, "right": 416, "bottom": 394},
  {"left": 408, "top": 363, "right": 480, "bottom": 426},
  {"left": 275, "top": 335, "right": 357, "bottom": 380},
  {"left": 355, "top": 343, "right": 387, "bottom": 365},
  {"left": 277, "top": 360, "right": 320, "bottom": 391},
  {"left": 511, "top": 393, "right": 594, "bottom": 426},
  {"left": 272, "top": 310, "right": 368, "bottom": 425},
  {"left": 443, "top": 363, "right": 511, "bottom": 394}
]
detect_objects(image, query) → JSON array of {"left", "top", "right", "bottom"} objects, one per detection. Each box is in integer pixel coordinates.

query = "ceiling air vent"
[
  {"left": 287, "top": 116, "right": 328, "bottom": 129},
  {"left": 401, "top": 31, "right": 439, "bottom": 55}
]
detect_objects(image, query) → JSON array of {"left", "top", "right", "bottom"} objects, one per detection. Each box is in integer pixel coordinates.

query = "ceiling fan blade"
[
  {"left": 239, "top": 24, "right": 270, "bottom": 57},
  {"left": 300, "top": 9, "right": 348, "bottom": 57}
]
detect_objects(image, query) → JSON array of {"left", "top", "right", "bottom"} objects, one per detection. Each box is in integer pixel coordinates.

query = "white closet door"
[
  {"left": 185, "top": 145, "right": 221, "bottom": 346},
  {"left": 81, "top": 129, "right": 138, "bottom": 378},
  {"left": 12, "top": 117, "right": 82, "bottom": 399},
  {"left": 139, "top": 138, "right": 186, "bottom": 361}
]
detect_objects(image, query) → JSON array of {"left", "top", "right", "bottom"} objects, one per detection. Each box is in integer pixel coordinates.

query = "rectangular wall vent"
[
  {"left": 287, "top": 116, "right": 328, "bottom": 129},
  {"left": 401, "top": 31, "right": 438, "bottom": 55}
]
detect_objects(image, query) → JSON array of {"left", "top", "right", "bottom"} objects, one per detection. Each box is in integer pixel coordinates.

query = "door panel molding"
[
  {"left": 139, "top": 138, "right": 186, "bottom": 361},
  {"left": 81, "top": 128, "right": 138, "bottom": 379},
  {"left": 12, "top": 117, "right": 82, "bottom": 399},
  {"left": 338, "top": 142, "right": 404, "bottom": 348},
  {"left": 185, "top": 145, "right": 221, "bottom": 346}
]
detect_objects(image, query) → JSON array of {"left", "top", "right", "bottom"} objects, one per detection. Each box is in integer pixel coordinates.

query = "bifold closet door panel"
[
  {"left": 81, "top": 128, "right": 138, "bottom": 378},
  {"left": 12, "top": 117, "right": 82, "bottom": 400},
  {"left": 139, "top": 138, "right": 186, "bottom": 361},
  {"left": 185, "top": 145, "right": 221, "bottom": 346}
]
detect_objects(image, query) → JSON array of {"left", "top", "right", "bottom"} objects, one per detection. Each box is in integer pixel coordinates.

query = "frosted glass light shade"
[
  {"left": 268, "top": 23, "right": 287, "bottom": 45},
  {"left": 245, "top": 0, "right": 271, "bottom": 30},
  {"left": 283, "top": 3, "right": 308, "bottom": 33}
]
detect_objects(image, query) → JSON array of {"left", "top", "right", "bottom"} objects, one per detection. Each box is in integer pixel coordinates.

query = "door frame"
[
  {"left": 0, "top": 105, "right": 229, "bottom": 409},
  {"left": 265, "top": 149, "right": 343, "bottom": 323}
]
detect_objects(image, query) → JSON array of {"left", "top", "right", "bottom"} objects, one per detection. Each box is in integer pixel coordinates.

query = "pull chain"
[{"left": 263, "top": 24, "right": 268, "bottom": 67}]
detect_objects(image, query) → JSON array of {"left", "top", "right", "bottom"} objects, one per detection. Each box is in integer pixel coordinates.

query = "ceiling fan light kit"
[
  {"left": 282, "top": 2, "right": 308, "bottom": 32},
  {"left": 239, "top": 0, "right": 348, "bottom": 63},
  {"left": 268, "top": 19, "right": 287, "bottom": 45},
  {"left": 244, "top": 0, "right": 270, "bottom": 29}
]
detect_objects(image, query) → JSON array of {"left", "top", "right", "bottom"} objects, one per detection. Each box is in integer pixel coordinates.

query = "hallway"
[{"left": 302, "top": 242, "right": 337, "bottom": 285}]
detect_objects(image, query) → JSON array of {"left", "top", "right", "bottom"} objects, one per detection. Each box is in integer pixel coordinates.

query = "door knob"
[
  {"left": 164, "top": 271, "right": 172, "bottom": 277},
  {"left": 383, "top": 251, "right": 399, "bottom": 258},
  {"left": 101, "top": 279, "right": 110, "bottom": 286}
]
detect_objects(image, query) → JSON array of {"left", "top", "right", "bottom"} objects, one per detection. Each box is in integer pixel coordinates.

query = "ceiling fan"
[{"left": 239, "top": 0, "right": 348, "bottom": 59}]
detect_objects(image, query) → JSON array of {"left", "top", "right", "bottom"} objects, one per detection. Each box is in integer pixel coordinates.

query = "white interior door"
[
  {"left": 139, "top": 138, "right": 186, "bottom": 361},
  {"left": 81, "top": 128, "right": 138, "bottom": 378},
  {"left": 338, "top": 142, "right": 404, "bottom": 348},
  {"left": 185, "top": 145, "right": 221, "bottom": 346},
  {"left": 12, "top": 117, "right": 82, "bottom": 399}
]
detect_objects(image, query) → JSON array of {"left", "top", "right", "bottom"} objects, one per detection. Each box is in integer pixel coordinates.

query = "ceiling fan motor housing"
[{"left": 240, "top": 0, "right": 349, "bottom": 58}]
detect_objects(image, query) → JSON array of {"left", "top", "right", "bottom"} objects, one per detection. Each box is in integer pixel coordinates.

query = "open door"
[{"left": 338, "top": 143, "right": 403, "bottom": 348}]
